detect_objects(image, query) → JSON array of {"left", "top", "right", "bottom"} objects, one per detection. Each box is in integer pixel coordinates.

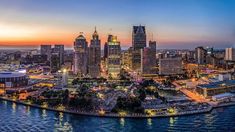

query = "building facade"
[
  {"left": 40, "top": 45, "right": 52, "bottom": 61},
  {"left": 141, "top": 47, "right": 156, "bottom": 75},
  {"left": 73, "top": 33, "right": 88, "bottom": 76},
  {"left": 107, "top": 35, "right": 121, "bottom": 79},
  {"left": 0, "top": 72, "right": 28, "bottom": 88},
  {"left": 54, "top": 45, "right": 64, "bottom": 65},
  {"left": 159, "top": 58, "right": 183, "bottom": 75},
  {"left": 195, "top": 47, "right": 207, "bottom": 64},
  {"left": 132, "top": 25, "right": 146, "bottom": 70},
  {"left": 196, "top": 80, "right": 235, "bottom": 97},
  {"left": 225, "top": 48, "right": 235, "bottom": 61},
  {"left": 88, "top": 28, "right": 101, "bottom": 78},
  {"left": 50, "top": 52, "right": 60, "bottom": 73}
]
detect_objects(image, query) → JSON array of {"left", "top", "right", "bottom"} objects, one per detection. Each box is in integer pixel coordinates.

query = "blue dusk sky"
[{"left": 0, "top": 0, "right": 235, "bottom": 49}]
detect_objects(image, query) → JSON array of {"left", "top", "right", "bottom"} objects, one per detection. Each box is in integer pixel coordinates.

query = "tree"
[
  {"left": 138, "top": 88, "right": 146, "bottom": 101},
  {"left": 63, "top": 89, "right": 69, "bottom": 105}
]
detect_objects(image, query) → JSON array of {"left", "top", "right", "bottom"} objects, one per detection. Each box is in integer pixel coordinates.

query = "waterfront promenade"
[{"left": 2, "top": 96, "right": 233, "bottom": 119}]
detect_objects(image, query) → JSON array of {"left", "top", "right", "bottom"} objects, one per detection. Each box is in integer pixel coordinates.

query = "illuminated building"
[
  {"left": 104, "top": 34, "right": 113, "bottom": 61},
  {"left": 40, "top": 45, "right": 52, "bottom": 61},
  {"left": 88, "top": 28, "right": 101, "bottom": 78},
  {"left": 196, "top": 80, "right": 235, "bottom": 97},
  {"left": 159, "top": 58, "right": 183, "bottom": 75},
  {"left": 73, "top": 33, "right": 88, "bottom": 76},
  {"left": 107, "top": 35, "right": 121, "bottom": 78},
  {"left": 121, "top": 47, "right": 132, "bottom": 69},
  {"left": 195, "top": 47, "right": 207, "bottom": 64},
  {"left": 0, "top": 72, "right": 28, "bottom": 88},
  {"left": 62, "top": 69, "right": 68, "bottom": 87},
  {"left": 132, "top": 25, "right": 146, "bottom": 70},
  {"left": 225, "top": 48, "right": 235, "bottom": 61}
]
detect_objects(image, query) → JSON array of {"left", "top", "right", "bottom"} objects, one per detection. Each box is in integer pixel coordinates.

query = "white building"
[{"left": 218, "top": 74, "right": 231, "bottom": 81}]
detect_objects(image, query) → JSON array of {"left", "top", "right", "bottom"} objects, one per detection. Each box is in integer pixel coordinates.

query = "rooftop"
[
  {"left": 212, "top": 93, "right": 234, "bottom": 99},
  {"left": 198, "top": 80, "right": 235, "bottom": 89},
  {"left": 0, "top": 72, "right": 26, "bottom": 78}
]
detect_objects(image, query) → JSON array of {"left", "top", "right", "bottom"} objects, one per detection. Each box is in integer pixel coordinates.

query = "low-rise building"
[
  {"left": 0, "top": 72, "right": 28, "bottom": 88},
  {"left": 196, "top": 80, "right": 235, "bottom": 97},
  {"left": 218, "top": 73, "right": 231, "bottom": 81},
  {"left": 159, "top": 58, "right": 183, "bottom": 75}
]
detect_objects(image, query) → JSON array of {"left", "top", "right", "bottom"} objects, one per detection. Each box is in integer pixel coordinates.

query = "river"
[{"left": 0, "top": 100, "right": 234, "bottom": 132}]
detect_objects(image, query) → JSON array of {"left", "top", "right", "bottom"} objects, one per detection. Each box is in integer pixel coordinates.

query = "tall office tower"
[
  {"left": 121, "top": 47, "right": 133, "bottom": 69},
  {"left": 149, "top": 40, "right": 157, "bottom": 56},
  {"left": 50, "top": 52, "right": 60, "bottom": 73},
  {"left": 141, "top": 47, "right": 156, "bottom": 75},
  {"left": 225, "top": 48, "right": 235, "bottom": 61},
  {"left": 54, "top": 45, "right": 64, "bottom": 65},
  {"left": 149, "top": 41, "right": 157, "bottom": 52},
  {"left": 195, "top": 47, "right": 207, "bottom": 64},
  {"left": 40, "top": 45, "right": 52, "bottom": 61},
  {"left": 107, "top": 35, "right": 121, "bottom": 79},
  {"left": 62, "top": 69, "right": 68, "bottom": 87},
  {"left": 73, "top": 33, "right": 88, "bottom": 76},
  {"left": 104, "top": 34, "right": 113, "bottom": 60},
  {"left": 104, "top": 43, "right": 108, "bottom": 59},
  {"left": 88, "top": 28, "right": 101, "bottom": 78},
  {"left": 159, "top": 58, "right": 183, "bottom": 75},
  {"left": 132, "top": 25, "right": 147, "bottom": 70}
]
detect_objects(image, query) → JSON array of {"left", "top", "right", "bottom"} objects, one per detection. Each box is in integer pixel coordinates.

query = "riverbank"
[{"left": 1, "top": 96, "right": 227, "bottom": 119}]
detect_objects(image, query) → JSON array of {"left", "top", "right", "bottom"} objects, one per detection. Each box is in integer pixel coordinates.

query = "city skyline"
[{"left": 0, "top": 0, "right": 235, "bottom": 49}]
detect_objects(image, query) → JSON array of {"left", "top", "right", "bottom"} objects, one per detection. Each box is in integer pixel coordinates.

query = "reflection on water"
[
  {"left": 1, "top": 100, "right": 235, "bottom": 132},
  {"left": 54, "top": 112, "right": 73, "bottom": 132},
  {"left": 147, "top": 118, "right": 152, "bottom": 126},
  {"left": 120, "top": 118, "right": 125, "bottom": 127},
  {"left": 12, "top": 102, "right": 16, "bottom": 113},
  {"left": 42, "top": 109, "right": 47, "bottom": 118},
  {"left": 169, "top": 117, "right": 176, "bottom": 127},
  {"left": 3, "top": 100, "right": 7, "bottom": 106}
]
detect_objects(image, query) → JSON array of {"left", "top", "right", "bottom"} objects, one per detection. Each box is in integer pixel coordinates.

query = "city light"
[{"left": 0, "top": 1, "right": 234, "bottom": 131}]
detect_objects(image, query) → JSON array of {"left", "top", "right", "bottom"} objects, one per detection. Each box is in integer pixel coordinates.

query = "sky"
[{"left": 0, "top": 0, "right": 235, "bottom": 49}]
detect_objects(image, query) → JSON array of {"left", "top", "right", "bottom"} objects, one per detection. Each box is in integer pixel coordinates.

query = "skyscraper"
[
  {"left": 195, "top": 47, "right": 207, "bottom": 64},
  {"left": 149, "top": 41, "right": 157, "bottom": 54},
  {"left": 225, "top": 48, "right": 235, "bottom": 61},
  {"left": 40, "top": 45, "right": 52, "bottom": 61},
  {"left": 50, "top": 52, "right": 60, "bottom": 73},
  {"left": 73, "top": 33, "right": 88, "bottom": 76},
  {"left": 54, "top": 45, "right": 64, "bottom": 65},
  {"left": 107, "top": 35, "right": 121, "bottom": 79},
  {"left": 132, "top": 25, "right": 146, "bottom": 50},
  {"left": 141, "top": 47, "right": 156, "bottom": 75},
  {"left": 88, "top": 28, "right": 101, "bottom": 78},
  {"left": 132, "top": 25, "right": 147, "bottom": 70},
  {"left": 140, "top": 41, "right": 157, "bottom": 75},
  {"left": 103, "top": 34, "right": 113, "bottom": 60}
]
